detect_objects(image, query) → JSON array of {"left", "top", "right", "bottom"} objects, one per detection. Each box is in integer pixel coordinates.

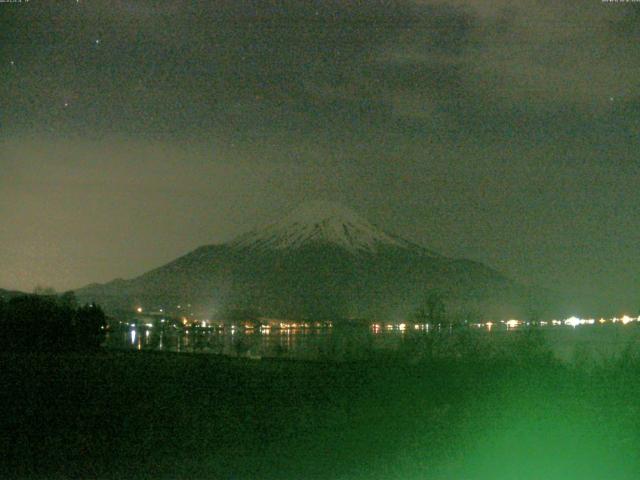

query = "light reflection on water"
[
  {"left": 104, "top": 322, "right": 640, "bottom": 362},
  {"left": 107, "top": 325, "right": 397, "bottom": 361}
]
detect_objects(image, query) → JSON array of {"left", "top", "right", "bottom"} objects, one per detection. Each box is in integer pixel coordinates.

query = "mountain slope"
[
  {"left": 76, "top": 203, "right": 535, "bottom": 320},
  {"left": 231, "top": 201, "right": 435, "bottom": 255}
]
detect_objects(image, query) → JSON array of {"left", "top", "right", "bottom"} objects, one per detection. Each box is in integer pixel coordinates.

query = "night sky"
[{"left": 2, "top": 1, "right": 639, "bottom": 314}]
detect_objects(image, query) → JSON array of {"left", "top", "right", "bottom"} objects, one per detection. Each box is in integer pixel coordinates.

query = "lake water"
[{"left": 104, "top": 322, "right": 640, "bottom": 363}]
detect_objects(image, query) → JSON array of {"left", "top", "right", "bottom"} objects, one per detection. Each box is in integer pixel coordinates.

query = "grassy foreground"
[{"left": 2, "top": 334, "right": 640, "bottom": 479}]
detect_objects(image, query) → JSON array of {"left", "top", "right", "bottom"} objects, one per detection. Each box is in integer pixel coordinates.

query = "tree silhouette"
[
  {"left": 415, "top": 289, "right": 447, "bottom": 324},
  {"left": 75, "top": 303, "right": 107, "bottom": 349},
  {"left": 33, "top": 285, "right": 57, "bottom": 296},
  {"left": 59, "top": 291, "right": 79, "bottom": 310},
  {"left": 0, "top": 294, "right": 106, "bottom": 351}
]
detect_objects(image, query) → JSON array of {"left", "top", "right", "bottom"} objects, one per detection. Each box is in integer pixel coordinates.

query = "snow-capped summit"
[{"left": 230, "top": 201, "right": 431, "bottom": 254}]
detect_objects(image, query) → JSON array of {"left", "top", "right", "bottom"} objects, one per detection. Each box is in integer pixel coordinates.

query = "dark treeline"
[{"left": 0, "top": 292, "right": 106, "bottom": 351}]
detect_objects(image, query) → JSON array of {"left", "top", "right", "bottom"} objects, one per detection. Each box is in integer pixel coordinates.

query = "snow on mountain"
[{"left": 230, "top": 201, "right": 433, "bottom": 254}]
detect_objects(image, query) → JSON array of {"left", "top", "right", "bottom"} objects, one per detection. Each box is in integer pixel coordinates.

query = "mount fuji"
[
  {"left": 230, "top": 202, "right": 433, "bottom": 255},
  {"left": 76, "top": 202, "right": 535, "bottom": 321}
]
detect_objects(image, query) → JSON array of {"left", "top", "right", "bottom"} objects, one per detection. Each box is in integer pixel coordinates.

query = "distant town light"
[
  {"left": 505, "top": 319, "right": 520, "bottom": 329},
  {"left": 565, "top": 316, "right": 581, "bottom": 328},
  {"left": 136, "top": 307, "right": 143, "bottom": 313}
]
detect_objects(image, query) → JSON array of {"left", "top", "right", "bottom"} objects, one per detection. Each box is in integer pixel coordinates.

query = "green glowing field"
[{"left": 2, "top": 338, "right": 639, "bottom": 479}]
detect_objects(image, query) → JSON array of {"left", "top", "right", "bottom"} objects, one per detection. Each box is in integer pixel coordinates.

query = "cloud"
[
  {"left": 4, "top": 0, "right": 639, "bottom": 141},
  {"left": 377, "top": 0, "right": 640, "bottom": 118}
]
